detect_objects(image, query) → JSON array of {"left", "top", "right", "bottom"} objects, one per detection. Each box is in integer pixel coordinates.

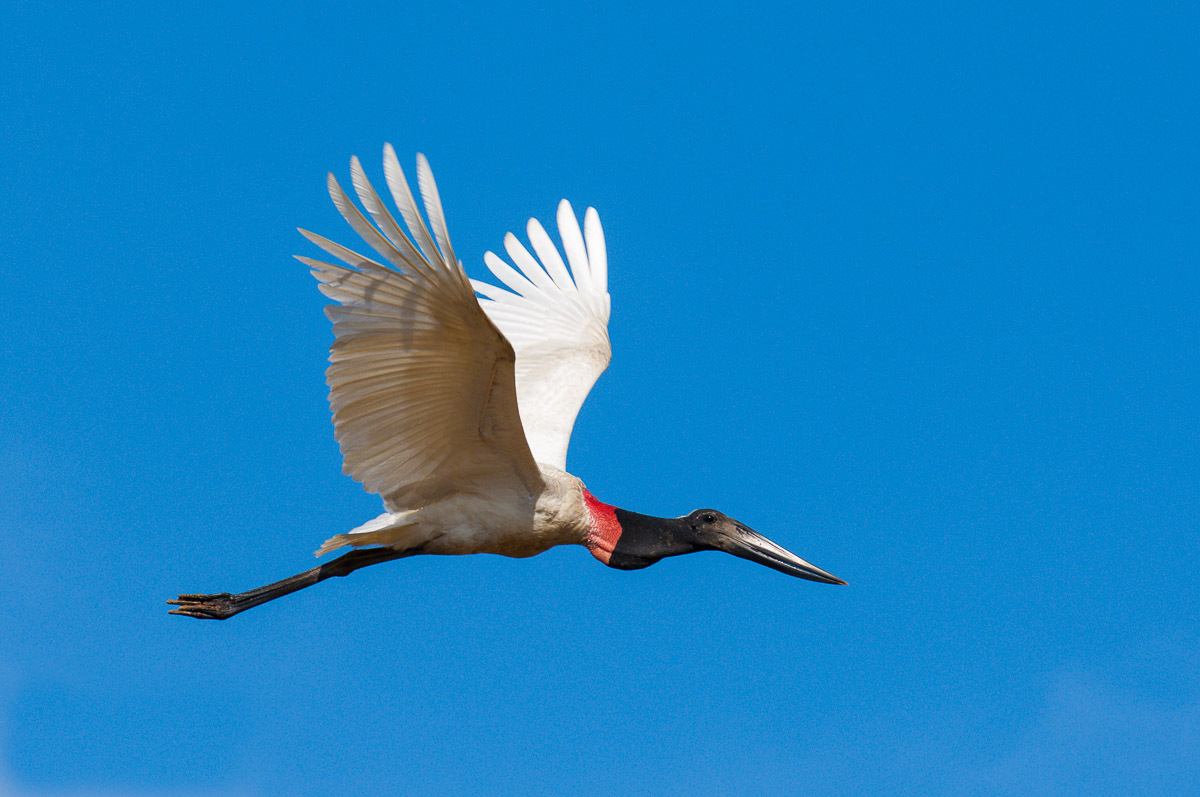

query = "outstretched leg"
[{"left": 168, "top": 546, "right": 422, "bottom": 620}]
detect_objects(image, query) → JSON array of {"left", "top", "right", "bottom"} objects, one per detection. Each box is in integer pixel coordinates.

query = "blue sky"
[{"left": 2, "top": 1, "right": 1197, "bottom": 794}]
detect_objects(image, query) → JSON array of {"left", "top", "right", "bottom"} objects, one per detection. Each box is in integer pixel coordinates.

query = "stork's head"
[{"left": 583, "top": 491, "right": 846, "bottom": 585}]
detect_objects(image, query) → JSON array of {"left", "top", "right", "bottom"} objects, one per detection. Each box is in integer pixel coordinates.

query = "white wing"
[
  {"left": 472, "top": 201, "right": 612, "bottom": 470},
  {"left": 299, "top": 145, "right": 542, "bottom": 509}
]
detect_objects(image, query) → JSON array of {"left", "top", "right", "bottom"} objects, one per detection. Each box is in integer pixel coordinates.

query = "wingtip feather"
[{"left": 583, "top": 207, "right": 608, "bottom": 296}]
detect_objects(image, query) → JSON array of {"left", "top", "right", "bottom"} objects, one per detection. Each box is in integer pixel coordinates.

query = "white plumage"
[
  {"left": 300, "top": 145, "right": 610, "bottom": 558},
  {"left": 474, "top": 203, "right": 612, "bottom": 471},
  {"left": 167, "top": 143, "right": 845, "bottom": 621}
]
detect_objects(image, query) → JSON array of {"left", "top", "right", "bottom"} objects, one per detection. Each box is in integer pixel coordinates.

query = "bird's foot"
[{"left": 168, "top": 593, "right": 240, "bottom": 620}]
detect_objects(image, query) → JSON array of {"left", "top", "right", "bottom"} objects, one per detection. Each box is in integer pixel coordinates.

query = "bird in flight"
[{"left": 169, "top": 145, "right": 845, "bottom": 620}]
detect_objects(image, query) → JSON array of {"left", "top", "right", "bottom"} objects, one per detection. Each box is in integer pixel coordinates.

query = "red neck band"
[{"left": 582, "top": 488, "right": 622, "bottom": 565}]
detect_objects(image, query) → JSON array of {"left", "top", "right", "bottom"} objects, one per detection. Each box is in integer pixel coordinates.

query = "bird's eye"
[{"left": 702, "top": 513, "right": 717, "bottom": 524}]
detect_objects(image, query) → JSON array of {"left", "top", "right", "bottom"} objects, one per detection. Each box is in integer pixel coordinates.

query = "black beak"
[{"left": 715, "top": 524, "right": 847, "bottom": 585}]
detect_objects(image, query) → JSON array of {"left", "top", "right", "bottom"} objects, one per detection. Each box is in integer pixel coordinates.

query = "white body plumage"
[{"left": 317, "top": 465, "right": 592, "bottom": 559}]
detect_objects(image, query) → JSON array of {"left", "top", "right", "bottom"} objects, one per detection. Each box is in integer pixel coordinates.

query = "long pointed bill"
[{"left": 718, "top": 525, "right": 847, "bottom": 585}]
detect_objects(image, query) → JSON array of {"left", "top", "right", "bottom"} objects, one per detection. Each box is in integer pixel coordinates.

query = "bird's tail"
[{"left": 315, "top": 510, "right": 420, "bottom": 557}]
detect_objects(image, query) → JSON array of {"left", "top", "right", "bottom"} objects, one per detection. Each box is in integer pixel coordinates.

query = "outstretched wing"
[
  {"left": 472, "top": 201, "right": 612, "bottom": 470},
  {"left": 299, "top": 145, "right": 542, "bottom": 509}
]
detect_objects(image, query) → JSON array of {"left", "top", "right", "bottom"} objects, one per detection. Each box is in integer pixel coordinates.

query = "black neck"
[{"left": 608, "top": 508, "right": 695, "bottom": 570}]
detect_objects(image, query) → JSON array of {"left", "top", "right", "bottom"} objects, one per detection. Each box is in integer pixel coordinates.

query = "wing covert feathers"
[{"left": 302, "top": 147, "right": 542, "bottom": 509}]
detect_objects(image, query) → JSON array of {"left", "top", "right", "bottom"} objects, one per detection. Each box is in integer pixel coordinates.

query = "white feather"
[
  {"left": 473, "top": 202, "right": 612, "bottom": 470},
  {"left": 302, "top": 147, "right": 543, "bottom": 512}
]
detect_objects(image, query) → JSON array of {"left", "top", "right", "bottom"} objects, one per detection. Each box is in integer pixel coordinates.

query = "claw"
[
  {"left": 170, "top": 592, "right": 233, "bottom": 603},
  {"left": 167, "top": 593, "right": 239, "bottom": 620}
]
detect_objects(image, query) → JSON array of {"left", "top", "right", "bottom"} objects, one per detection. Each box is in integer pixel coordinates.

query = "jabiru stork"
[{"left": 169, "top": 145, "right": 845, "bottom": 620}]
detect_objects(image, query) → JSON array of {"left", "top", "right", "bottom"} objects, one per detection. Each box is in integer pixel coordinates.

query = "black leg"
[{"left": 168, "top": 546, "right": 422, "bottom": 620}]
